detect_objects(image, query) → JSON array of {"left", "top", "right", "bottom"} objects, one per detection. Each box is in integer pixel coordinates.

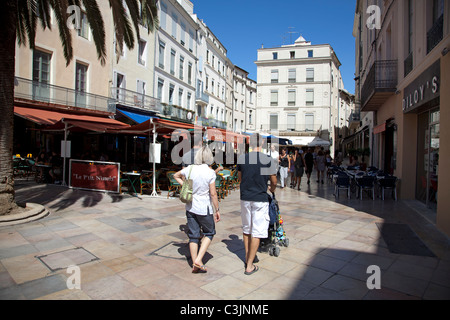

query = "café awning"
[{"left": 15, "top": 106, "right": 129, "bottom": 132}]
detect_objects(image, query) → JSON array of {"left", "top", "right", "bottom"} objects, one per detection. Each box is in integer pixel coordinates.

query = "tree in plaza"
[{"left": 0, "top": 0, "right": 159, "bottom": 215}]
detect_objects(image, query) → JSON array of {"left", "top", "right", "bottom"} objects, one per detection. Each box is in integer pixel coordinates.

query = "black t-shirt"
[
  {"left": 237, "top": 152, "right": 277, "bottom": 202},
  {"left": 304, "top": 153, "right": 314, "bottom": 167}
]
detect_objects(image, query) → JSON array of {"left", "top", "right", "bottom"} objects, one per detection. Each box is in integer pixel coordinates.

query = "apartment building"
[
  {"left": 154, "top": 0, "right": 198, "bottom": 120},
  {"left": 354, "top": 0, "right": 450, "bottom": 236},
  {"left": 194, "top": 19, "right": 228, "bottom": 129},
  {"left": 255, "top": 36, "right": 346, "bottom": 153}
]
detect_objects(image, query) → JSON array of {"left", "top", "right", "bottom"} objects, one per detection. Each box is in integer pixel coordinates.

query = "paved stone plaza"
[{"left": 1, "top": 174, "right": 449, "bottom": 300}]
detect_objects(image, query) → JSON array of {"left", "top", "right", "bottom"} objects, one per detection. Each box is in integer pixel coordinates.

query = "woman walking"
[
  {"left": 174, "top": 146, "right": 221, "bottom": 273},
  {"left": 293, "top": 148, "right": 307, "bottom": 190},
  {"left": 289, "top": 151, "right": 296, "bottom": 188},
  {"left": 315, "top": 150, "right": 327, "bottom": 184},
  {"left": 279, "top": 148, "right": 289, "bottom": 189}
]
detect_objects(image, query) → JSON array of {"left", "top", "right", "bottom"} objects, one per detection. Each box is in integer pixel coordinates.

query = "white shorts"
[{"left": 240, "top": 200, "right": 270, "bottom": 238}]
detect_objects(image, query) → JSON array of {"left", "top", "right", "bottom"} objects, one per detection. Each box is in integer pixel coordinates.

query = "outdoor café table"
[
  {"left": 35, "top": 163, "right": 52, "bottom": 183},
  {"left": 122, "top": 171, "right": 142, "bottom": 195}
]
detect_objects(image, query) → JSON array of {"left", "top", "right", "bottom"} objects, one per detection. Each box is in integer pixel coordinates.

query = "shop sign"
[
  {"left": 403, "top": 60, "right": 440, "bottom": 113},
  {"left": 69, "top": 160, "right": 120, "bottom": 193}
]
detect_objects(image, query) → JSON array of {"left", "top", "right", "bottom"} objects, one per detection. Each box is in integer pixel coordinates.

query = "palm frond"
[
  {"left": 81, "top": 0, "right": 107, "bottom": 65},
  {"left": 109, "top": 0, "right": 135, "bottom": 53},
  {"left": 16, "top": 0, "right": 37, "bottom": 49},
  {"left": 140, "top": 0, "right": 159, "bottom": 33},
  {"left": 48, "top": 0, "right": 73, "bottom": 66}
]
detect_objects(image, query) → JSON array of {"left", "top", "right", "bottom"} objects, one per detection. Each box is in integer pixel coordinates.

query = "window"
[
  {"left": 168, "top": 84, "right": 174, "bottom": 104},
  {"left": 32, "top": 50, "right": 51, "bottom": 100},
  {"left": 206, "top": 76, "right": 209, "bottom": 92},
  {"left": 136, "top": 80, "right": 145, "bottom": 105},
  {"left": 170, "top": 49, "right": 176, "bottom": 75},
  {"left": 157, "top": 78, "right": 164, "bottom": 100},
  {"left": 273, "top": 52, "right": 278, "bottom": 60},
  {"left": 158, "top": 41, "right": 165, "bottom": 68},
  {"left": 288, "top": 69, "right": 296, "bottom": 83},
  {"left": 288, "top": 89, "right": 296, "bottom": 106},
  {"left": 270, "top": 114, "right": 278, "bottom": 130},
  {"left": 305, "top": 114, "right": 314, "bottom": 131},
  {"left": 171, "top": 14, "right": 177, "bottom": 39},
  {"left": 187, "top": 92, "right": 191, "bottom": 110},
  {"left": 138, "top": 39, "right": 146, "bottom": 65},
  {"left": 306, "top": 68, "right": 314, "bottom": 82},
  {"left": 270, "top": 90, "right": 278, "bottom": 106},
  {"left": 290, "top": 51, "right": 295, "bottom": 59},
  {"left": 249, "top": 110, "right": 253, "bottom": 125},
  {"left": 77, "top": 11, "right": 89, "bottom": 39},
  {"left": 179, "top": 56, "right": 184, "bottom": 80},
  {"left": 271, "top": 69, "right": 279, "bottom": 83},
  {"left": 189, "top": 30, "right": 194, "bottom": 53},
  {"left": 306, "top": 89, "right": 314, "bottom": 106},
  {"left": 187, "top": 62, "right": 192, "bottom": 85},
  {"left": 180, "top": 23, "right": 186, "bottom": 46},
  {"left": 287, "top": 114, "right": 296, "bottom": 131},
  {"left": 75, "top": 63, "right": 88, "bottom": 106},
  {"left": 178, "top": 89, "right": 183, "bottom": 106},
  {"left": 160, "top": 2, "right": 168, "bottom": 30},
  {"left": 308, "top": 50, "right": 313, "bottom": 58}
]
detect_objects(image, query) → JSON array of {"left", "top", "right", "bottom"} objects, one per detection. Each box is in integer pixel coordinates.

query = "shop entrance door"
[{"left": 416, "top": 109, "right": 439, "bottom": 209}]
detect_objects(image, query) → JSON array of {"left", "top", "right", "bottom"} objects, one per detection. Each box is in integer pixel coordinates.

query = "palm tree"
[{"left": 0, "top": 0, "right": 159, "bottom": 215}]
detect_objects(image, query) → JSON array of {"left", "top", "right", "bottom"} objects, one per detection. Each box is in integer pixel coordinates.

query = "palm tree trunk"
[{"left": 0, "top": 0, "right": 19, "bottom": 215}]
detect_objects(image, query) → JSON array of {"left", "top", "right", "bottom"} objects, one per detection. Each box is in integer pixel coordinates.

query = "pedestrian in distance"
[
  {"left": 237, "top": 133, "right": 277, "bottom": 275},
  {"left": 293, "top": 148, "right": 307, "bottom": 190},
  {"left": 315, "top": 150, "right": 326, "bottom": 184},
  {"left": 174, "top": 146, "right": 221, "bottom": 273},
  {"left": 304, "top": 147, "right": 314, "bottom": 185},
  {"left": 278, "top": 148, "right": 289, "bottom": 189}
]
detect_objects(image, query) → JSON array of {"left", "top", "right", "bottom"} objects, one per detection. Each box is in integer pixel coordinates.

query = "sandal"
[
  {"left": 192, "top": 263, "right": 207, "bottom": 273},
  {"left": 244, "top": 265, "right": 259, "bottom": 275}
]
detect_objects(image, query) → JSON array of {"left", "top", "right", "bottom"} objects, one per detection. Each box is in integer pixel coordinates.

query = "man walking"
[{"left": 237, "top": 133, "right": 277, "bottom": 275}]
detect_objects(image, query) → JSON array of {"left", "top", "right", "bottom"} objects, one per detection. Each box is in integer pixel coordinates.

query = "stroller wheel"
[
  {"left": 284, "top": 238, "right": 290, "bottom": 247},
  {"left": 273, "top": 246, "right": 280, "bottom": 257}
]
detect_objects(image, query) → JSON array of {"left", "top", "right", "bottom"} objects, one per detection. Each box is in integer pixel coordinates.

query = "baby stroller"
[{"left": 260, "top": 193, "right": 289, "bottom": 257}]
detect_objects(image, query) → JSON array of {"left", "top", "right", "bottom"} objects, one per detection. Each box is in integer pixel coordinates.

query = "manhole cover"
[{"left": 37, "top": 247, "right": 99, "bottom": 272}]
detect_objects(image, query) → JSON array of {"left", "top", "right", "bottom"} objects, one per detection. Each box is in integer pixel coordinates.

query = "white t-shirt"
[{"left": 180, "top": 164, "right": 216, "bottom": 216}]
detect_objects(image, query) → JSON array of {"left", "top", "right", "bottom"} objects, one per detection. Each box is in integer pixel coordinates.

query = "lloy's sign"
[{"left": 403, "top": 60, "right": 440, "bottom": 113}]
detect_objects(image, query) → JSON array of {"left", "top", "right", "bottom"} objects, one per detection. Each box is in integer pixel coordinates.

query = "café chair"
[{"left": 167, "top": 171, "right": 181, "bottom": 199}]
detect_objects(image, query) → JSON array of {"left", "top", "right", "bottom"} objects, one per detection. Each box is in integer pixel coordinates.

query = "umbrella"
[{"left": 308, "top": 137, "right": 330, "bottom": 147}]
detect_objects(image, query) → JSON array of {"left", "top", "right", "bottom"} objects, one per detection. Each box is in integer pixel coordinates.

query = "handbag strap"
[{"left": 187, "top": 165, "right": 193, "bottom": 179}]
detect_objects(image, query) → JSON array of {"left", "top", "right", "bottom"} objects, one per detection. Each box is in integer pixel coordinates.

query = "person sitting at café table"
[
  {"left": 349, "top": 156, "right": 360, "bottom": 167},
  {"left": 35, "top": 151, "right": 48, "bottom": 181},
  {"left": 49, "top": 151, "right": 63, "bottom": 184}
]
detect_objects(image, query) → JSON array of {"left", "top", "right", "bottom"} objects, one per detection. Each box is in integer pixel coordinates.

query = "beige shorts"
[{"left": 240, "top": 200, "right": 270, "bottom": 238}]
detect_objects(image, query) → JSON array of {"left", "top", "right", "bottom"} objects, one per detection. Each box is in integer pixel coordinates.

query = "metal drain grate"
[{"left": 37, "top": 247, "right": 99, "bottom": 272}]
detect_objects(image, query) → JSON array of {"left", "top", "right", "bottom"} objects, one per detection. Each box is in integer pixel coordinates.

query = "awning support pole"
[
  {"left": 150, "top": 118, "right": 159, "bottom": 198},
  {"left": 62, "top": 121, "right": 68, "bottom": 187}
]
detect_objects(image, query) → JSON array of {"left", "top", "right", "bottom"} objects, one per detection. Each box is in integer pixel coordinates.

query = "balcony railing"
[
  {"left": 427, "top": 15, "right": 444, "bottom": 54},
  {"left": 111, "top": 87, "right": 195, "bottom": 123},
  {"left": 361, "top": 60, "right": 398, "bottom": 111},
  {"left": 14, "top": 77, "right": 116, "bottom": 113},
  {"left": 260, "top": 123, "right": 323, "bottom": 133},
  {"left": 195, "top": 91, "right": 209, "bottom": 105},
  {"left": 196, "top": 116, "right": 227, "bottom": 129}
]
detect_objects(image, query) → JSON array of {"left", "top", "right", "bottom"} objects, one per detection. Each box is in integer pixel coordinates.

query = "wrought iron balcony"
[
  {"left": 349, "top": 109, "right": 361, "bottom": 130},
  {"left": 110, "top": 87, "right": 194, "bottom": 123},
  {"left": 361, "top": 60, "right": 398, "bottom": 111},
  {"left": 427, "top": 15, "right": 444, "bottom": 54},
  {"left": 195, "top": 91, "right": 209, "bottom": 106},
  {"left": 196, "top": 116, "right": 227, "bottom": 129},
  {"left": 14, "top": 77, "right": 116, "bottom": 113}
]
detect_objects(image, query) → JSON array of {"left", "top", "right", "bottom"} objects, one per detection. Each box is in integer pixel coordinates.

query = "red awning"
[
  {"left": 14, "top": 106, "right": 129, "bottom": 132},
  {"left": 14, "top": 106, "right": 67, "bottom": 125}
]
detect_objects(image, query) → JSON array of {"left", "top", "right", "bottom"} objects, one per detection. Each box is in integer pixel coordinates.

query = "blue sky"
[{"left": 192, "top": 0, "right": 357, "bottom": 94}]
